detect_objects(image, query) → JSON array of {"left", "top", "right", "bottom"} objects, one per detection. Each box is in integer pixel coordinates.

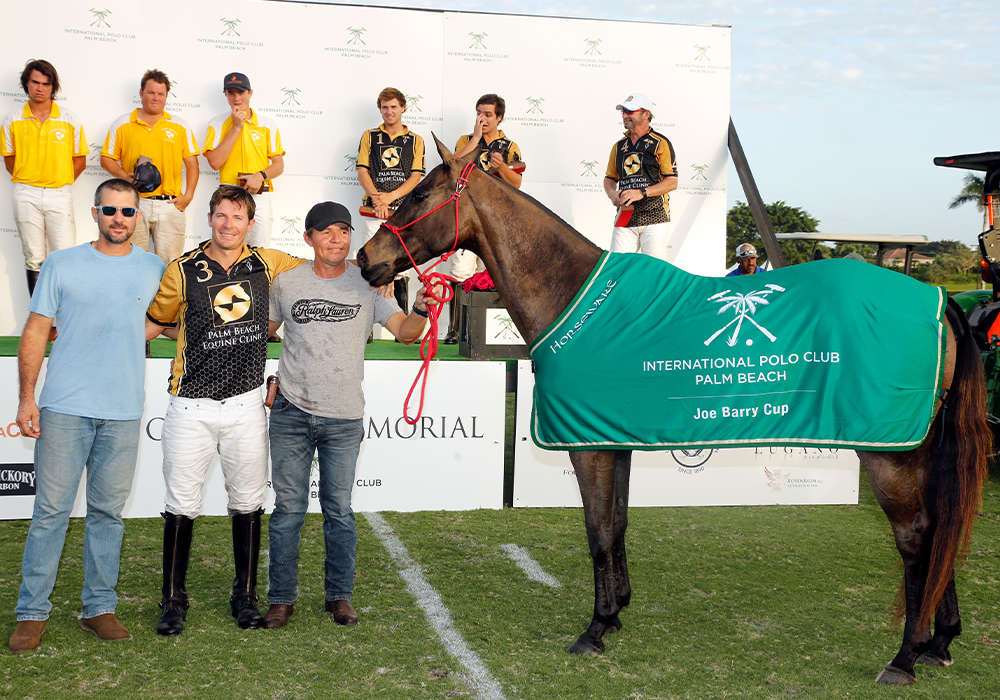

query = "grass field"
[{"left": 1, "top": 474, "right": 998, "bottom": 698}]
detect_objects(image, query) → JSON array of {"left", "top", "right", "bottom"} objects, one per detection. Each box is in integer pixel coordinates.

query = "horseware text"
[{"left": 549, "top": 279, "right": 617, "bottom": 355}]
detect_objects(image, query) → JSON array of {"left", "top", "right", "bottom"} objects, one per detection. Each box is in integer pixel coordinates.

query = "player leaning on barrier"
[
  {"left": 8, "top": 179, "right": 164, "bottom": 653},
  {"left": 1, "top": 59, "right": 87, "bottom": 301},
  {"left": 144, "top": 185, "right": 304, "bottom": 636},
  {"left": 203, "top": 72, "right": 285, "bottom": 247},
  {"left": 101, "top": 69, "right": 200, "bottom": 264},
  {"left": 261, "top": 201, "right": 432, "bottom": 629},
  {"left": 356, "top": 87, "right": 425, "bottom": 316},
  {"left": 603, "top": 92, "right": 679, "bottom": 261}
]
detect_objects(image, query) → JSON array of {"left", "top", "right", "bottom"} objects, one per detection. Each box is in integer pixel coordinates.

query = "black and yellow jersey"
[
  {"left": 146, "top": 242, "right": 305, "bottom": 399},
  {"left": 455, "top": 130, "right": 522, "bottom": 174},
  {"left": 356, "top": 125, "right": 425, "bottom": 207},
  {"left": 606, "top": 129, "right": 677, "bottom": 225}
]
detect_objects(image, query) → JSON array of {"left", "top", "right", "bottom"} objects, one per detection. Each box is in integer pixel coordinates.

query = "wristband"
[
  {"left": 258, "top": 170, "right": 268, "bottom": 180},
  {"left": 641, "top": 187, "right": 648, "bottom": 199},
  {"left": 412, "top": 306, "right": 428, "bottom": 317}
]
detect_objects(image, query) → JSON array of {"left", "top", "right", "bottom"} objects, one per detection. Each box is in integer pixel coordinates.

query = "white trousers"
[
  {"left": 161, "top": 387, "right": 269, "bottom": 518},
  {"left": 246, "top": 191, "right": 272, "bottom": 248},
  {"left": 136, "top": 198, "right": 187, "bottom": 264},
  {"left": 609, "top": 222, "right": 677, "bottom": 261},
  {"left": 13, "top": 183, "right": 76, "bottom": 271}
]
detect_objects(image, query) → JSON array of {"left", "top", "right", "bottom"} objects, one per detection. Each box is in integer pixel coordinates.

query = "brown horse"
[{"left": 357, "top": 136, "right": 991, "bottom": 686}]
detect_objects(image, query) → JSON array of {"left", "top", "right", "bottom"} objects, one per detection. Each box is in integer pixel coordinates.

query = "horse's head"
[{"left": 358, "top": 134, "right": 480, "bottom": 287}]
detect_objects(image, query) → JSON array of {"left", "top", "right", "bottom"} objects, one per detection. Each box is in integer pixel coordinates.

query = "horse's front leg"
[
  {"left": 611, "top": 450, "right": 632, "bottom": 612},
  {"left": 568, "top": 450, "right": 620, "bottom": 654}
]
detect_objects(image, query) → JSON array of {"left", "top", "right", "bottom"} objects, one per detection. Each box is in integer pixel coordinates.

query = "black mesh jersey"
[
  {"left": 147, "top": 241, "right": 304, "bottom": 400},
  {"left": 605, "top": 129, "right": 677, "bottom": 226},
  {"left": 356, "top": 125, "right": 425, "bottom": 208},
  {"left": 454, "top": 130, "right": 522, "bottom": 174}
]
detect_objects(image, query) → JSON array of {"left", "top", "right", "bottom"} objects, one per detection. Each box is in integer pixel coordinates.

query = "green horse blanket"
[{"left": 530, "top": 252, "right": 946, "bottom": 451}]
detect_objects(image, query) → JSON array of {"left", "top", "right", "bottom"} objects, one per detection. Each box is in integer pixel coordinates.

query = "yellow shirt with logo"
[
  {"left": 203, "top": 110, "right": 284, "bottom": 190},
  {"left": 102, "top": 109, "right": 199, "bottom": 198},
  {"left": 1, "top": 102, "right": 87, "bottom": 188}
]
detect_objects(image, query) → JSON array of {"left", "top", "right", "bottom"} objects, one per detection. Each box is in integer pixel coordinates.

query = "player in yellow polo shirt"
[
  {"left": 1, "top": 59, "right": 86, "bottom": 299},
  {"left": 101, "top": 69, "right": 199, "bottom": 264},
  {"left": 203, "top": 72, "right": 285, "bottom": 247}
]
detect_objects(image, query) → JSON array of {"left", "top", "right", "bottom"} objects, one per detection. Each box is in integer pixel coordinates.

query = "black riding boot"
[
  {"left": 25, "top": 270, "right": 39, "bottom": 298},
  {"left": 230, "top": 509, "right": 264, "bottom": 629},
  {"left": 157, "top": 512, "right": 194, "bottom": 636},
  {"left": 443, "top": 282, "right": 460, "bottom": 344}
]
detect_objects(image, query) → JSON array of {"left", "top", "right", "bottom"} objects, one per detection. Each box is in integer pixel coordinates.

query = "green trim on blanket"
[{"left": 530, "top": 252, "right": 947, "bottom": 452}]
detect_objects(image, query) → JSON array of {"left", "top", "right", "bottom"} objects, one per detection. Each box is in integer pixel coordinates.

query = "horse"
[{"left": 356, "top": 136, "right": 991, "bottom": 686}]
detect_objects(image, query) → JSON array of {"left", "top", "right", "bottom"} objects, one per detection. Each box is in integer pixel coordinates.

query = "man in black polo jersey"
[
  {"left": 144, "top": 185, "right": 303, "bottom": 636},
  {"left": 603, "top": 92, "right": 678, "bottom": 261},
  {"left": 356, "top": 88, "right": 424, "bottom": 321}
]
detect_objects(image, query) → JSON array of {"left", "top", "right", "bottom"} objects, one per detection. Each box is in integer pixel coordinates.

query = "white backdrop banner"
[
  {"left": 0, "top": 0, "right": 730, "bottom": 333},
  {"left": 0, "top": 357, "right": 506, "bottom": 519},
  {"left": 512, "top": 362, "right": 860, "bottom": 507}
]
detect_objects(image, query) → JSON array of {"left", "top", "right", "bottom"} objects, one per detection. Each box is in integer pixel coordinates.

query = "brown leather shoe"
[
  {"left": 263, "top": 604, "right": 293, "bottom": 629},
  {"left": 325, "top": 599, "right": 358, "bottom": 626},
  {"left": 79, "top": 613, "right": 130, "bottom": 641},
  {"left": 9, "top": 620, "right": 46, "bottom": 653}
]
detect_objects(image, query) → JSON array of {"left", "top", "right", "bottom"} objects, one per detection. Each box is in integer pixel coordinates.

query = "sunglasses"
[{"left": 98, "top": 206, "right": 138, "bottom": 217}]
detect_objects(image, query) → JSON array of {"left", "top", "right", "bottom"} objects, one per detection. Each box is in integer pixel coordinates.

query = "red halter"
[{"left": 381, "top": 161, "right": 477, "bottom": 425}]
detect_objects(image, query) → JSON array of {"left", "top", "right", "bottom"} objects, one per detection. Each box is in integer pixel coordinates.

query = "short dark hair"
[
  {"left": 476, "top": 93, "right": 505, "bottom": 119},
  {"left": 140, "top": 69, "right": 171, "bottom": 93},
  {"left": 209, "top": 185, "right": 256, "bottom": 220},
  {"left": 94, "top": 179, "right": 140, "bottom": 207},
  {"left": 20, "top": 59, "right": 59, "bottom": 98},
  {"left": 377, "top": 87, "right": 406, "bottom": 109}
]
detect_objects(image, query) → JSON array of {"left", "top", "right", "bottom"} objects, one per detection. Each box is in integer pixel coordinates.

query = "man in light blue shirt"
[{"left": 9, "top": 178, "right": 164, "bottom": 653}]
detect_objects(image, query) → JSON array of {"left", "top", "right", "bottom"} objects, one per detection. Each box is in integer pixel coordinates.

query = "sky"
[{"left": 303, "top": 0, "right": 996, "bottom": 247}]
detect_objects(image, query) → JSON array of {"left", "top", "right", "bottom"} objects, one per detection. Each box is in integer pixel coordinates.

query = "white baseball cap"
[{"left": 616, "top": 93, "right": 654, "bottom": 112}]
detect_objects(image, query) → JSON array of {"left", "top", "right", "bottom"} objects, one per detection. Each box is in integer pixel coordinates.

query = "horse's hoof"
[
  {"left": 916, "top": 651, "right": 954, "bottom": 667},
  {"left": 606, "top": 615, "right": 622, "bottom": 634},
  {"left": 567, "top": 635, "right": 604, "bottom": 655},
  {"left": 875, "top": 665, "right": 916, "bottom": 686}
]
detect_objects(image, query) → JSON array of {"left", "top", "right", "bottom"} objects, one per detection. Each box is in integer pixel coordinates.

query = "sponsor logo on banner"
[
  {"left": 563, "top": 37, "right": 623, "bottom": 70},
  {"left": 672, "top": 449, "right": 713, "bottom": 474},
  {"left": 325, "top": 26, "right": 388, "bottom": 58},
  {"left": 561, "top": 159, "right": 603, "bottom": 195},
  {"left": 197, "top": 17, "right": 263, "bottom": 51},
  {"left": 447, "top": 30, "right": 510, "bottom": 63},
  {"left": 676, "top": 43, "right": 730, "bottom": 74},
  {"left": 754, "top": 447, "right": 843, "bottom": 462},
  {"left": 0, "top": 464, "right": 35, "bottom": 496},
  {"left": 402, "top": 93, "right": 441, "bottom": 127},
  {"left": 366, "top": 415, "right": 486, "bottom": 440},
  {"left": 680, "top": 161, "right": 724, "bottom": 197},
  {"left": 164, "top": 80, "right": 201, "bottom": 115},
  {"left": 505, "top": 96, "right": 566, "bottom": 130},
  {"left": 1, "top": 422, "right": 24, "bottom": 438},
  {"left": 325, "top": 155, "right": 360, "bottom": 186},
  {"left": 764, "top": 466, "right": 823, "bottom": 491},
  {"left": 63, "top": 7, "right": 136, "bottom": 43},
  {"left": 257, "top": 88, "right": 324, "bottom": 121}
]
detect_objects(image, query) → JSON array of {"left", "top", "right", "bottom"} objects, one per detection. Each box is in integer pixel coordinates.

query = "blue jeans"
[
  {"left": 16, "top": 409, "right": 140, "bottom": 621},
  {"left": 267, "top": 394, "right": 363, "bottom": 604}
]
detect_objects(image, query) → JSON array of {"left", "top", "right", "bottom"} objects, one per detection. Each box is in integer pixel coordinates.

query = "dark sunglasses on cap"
[{"left": 99, "top": 206, "right": 138, "bottom": 217}]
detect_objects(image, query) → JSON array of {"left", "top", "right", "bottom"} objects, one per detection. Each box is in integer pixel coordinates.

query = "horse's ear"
[{"left": 432, "top": 133, "right": 456, "bottom": 166}]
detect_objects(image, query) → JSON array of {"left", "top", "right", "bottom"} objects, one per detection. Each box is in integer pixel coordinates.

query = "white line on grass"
[
  {"left": 499, "top": 544, "right": 562, "bottom": 588},
  {"left": 363, "top": 512, "right": 506, "bottom": 700}
]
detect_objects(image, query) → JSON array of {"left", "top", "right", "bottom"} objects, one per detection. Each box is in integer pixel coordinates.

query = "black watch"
[{"left": 640, "top": 187, "right": 648, "bottom": 199}]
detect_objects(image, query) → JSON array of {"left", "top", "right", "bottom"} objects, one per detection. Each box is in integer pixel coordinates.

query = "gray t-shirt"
[{"left": 270, "top": 263, "right": 400, "bottom": 419}]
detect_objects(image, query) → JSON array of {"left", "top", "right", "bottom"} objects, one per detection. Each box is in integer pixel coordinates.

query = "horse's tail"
[{"left": 917, "top": 298, "right": 991, "bottom": 634}]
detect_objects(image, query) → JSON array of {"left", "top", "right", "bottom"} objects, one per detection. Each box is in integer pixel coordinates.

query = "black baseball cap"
[
  {"left": 223, "top": 72, "right": 251, "bottom": 91},
  {"left": 305, "top": 202, "right": 353, "bottom": 232}
]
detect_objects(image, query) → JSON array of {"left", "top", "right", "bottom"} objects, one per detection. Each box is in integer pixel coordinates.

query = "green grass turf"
[{"left": 1, "top": 474, "right": 998, "bottom": 697}]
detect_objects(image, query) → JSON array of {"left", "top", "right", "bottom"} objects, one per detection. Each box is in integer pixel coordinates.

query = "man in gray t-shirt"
[{"left": 262, "top": 201, "right": 432, "bottom": 630}]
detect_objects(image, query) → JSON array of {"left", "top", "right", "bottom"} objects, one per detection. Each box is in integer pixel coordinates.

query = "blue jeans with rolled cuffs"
[
  {"left": 267, "top": 394, "right": 363, "bottom": 604},
  {"left": 16, "top": 409, "right": 139, "bottom": 621}
]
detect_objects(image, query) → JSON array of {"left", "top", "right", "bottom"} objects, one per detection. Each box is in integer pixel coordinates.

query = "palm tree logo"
[
  {"left": 344, "top": 154, "right": 358, "bottom": 171},
  {"left": 406, "top": 94, "right": 423, "bottom": 112},
  {"left": 579, "top": 160, "right": 598, "bottom": 177},
  {"left": 526, "top": 97, "right": 544, "bottom": 114},
  {"left": 584, "top": 38, "right": 602, "bottom": 56},
  {"left": 281, "top": 216, "right": 301, "bottom": 235},
  {"left": 691, "top": 163, "right": 710, "bottom": 181},
  {"left": 468, "top": 32, "right": 488, "bottom": 49},
  {"left": 493, "top": 315, "right": 521, "bottom": 341},
  {"left": 694, "top": 44, "right": 711, "bottom": 61},
  {"left": 220, "top": 18, "right": 241, "bottom": 37},
  {"left": 89, "top": 8, "right": 112, "bottom": 28},
  {"left": 346, "top": 26, "right": 367, "bottom": 45},
  {"left": 87, "top": 142, "right": 103, "bottom": 164},
  {"left": 281, "top": 88, "right": 302, "bottom": 106},
  {"left": 704, "top": 283, "right": 786, "bottom": 347}
]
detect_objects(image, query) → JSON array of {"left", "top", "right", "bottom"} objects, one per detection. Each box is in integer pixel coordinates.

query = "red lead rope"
[{"left": 382, "top": 162, "right": 477, "bottom": 424}]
